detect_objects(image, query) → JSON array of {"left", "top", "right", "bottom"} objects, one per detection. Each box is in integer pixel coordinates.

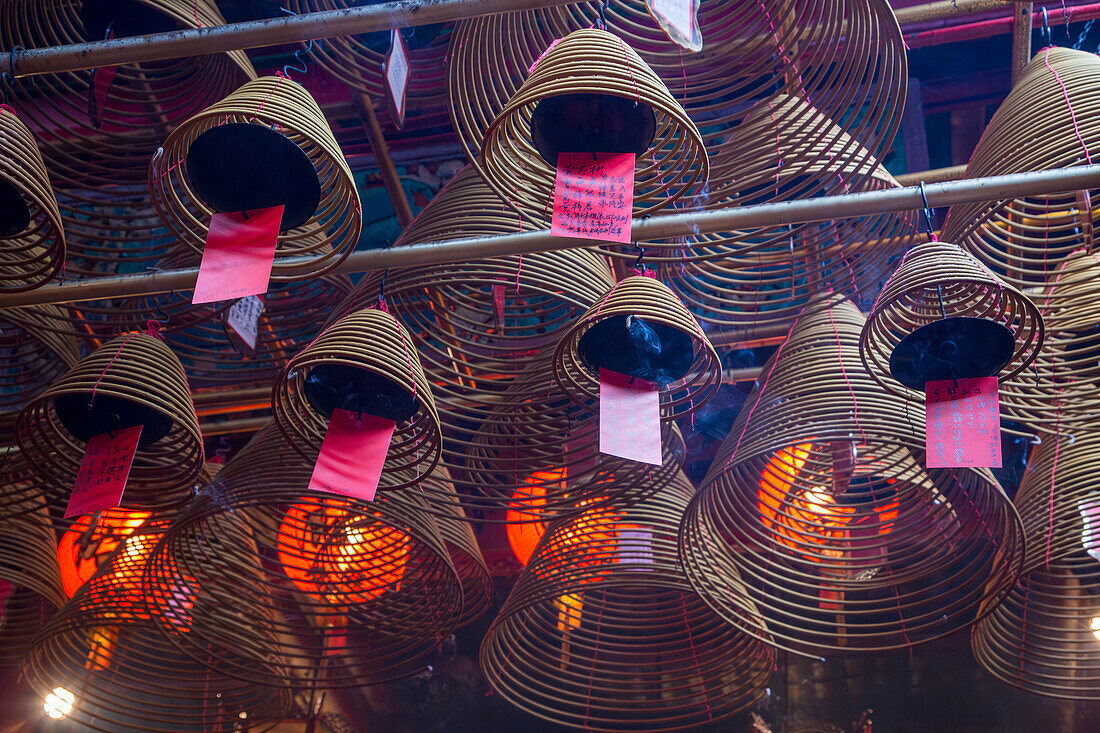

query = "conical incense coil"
[
  {"left": 0, "top": 0, "right": 255, "bottom": 190},
  {"left": 552, "top": 274, "right": 720, "bottom": 421},
  {"left": 678, "top": 297, "right": 1025, "bottom": 656},
  {"left": 0, "top": 505, "right": 65, "bottom": 667},
  {"left": 22, "top": 517, "right": 292, "bottom": 732},
  {"left": 0, "top": 105, "right": 65, "bottom": 291},
  {"left": 972, "top": 431, "right": 1100, "bottom": 699},
  {"left": 150, "top": 76, "right": 361, "bottom": 281},
  {"left": 481, "top": 470, "right": 774, "bottom": 732},
  {"left": 860, "top": 239, "right": 1044, "bottom": 400},
  {"left": 0, "top": 305, "right": 80, "bottom": 437},
  {"left": 271, "top": 307, "right": 441, "bottom": 490},
  {"left": 16, "top": 333, "right": 204, "bottom": 510},
  {"left": 477, "top": 28, "right": 708, "bottom": 224},
  {"left": 944, "top": 47, "right": 1100, "bottom": 291}
]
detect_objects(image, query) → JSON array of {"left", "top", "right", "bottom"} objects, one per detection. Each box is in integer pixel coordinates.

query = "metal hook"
[
  {"left": 1041, "top": 7, "right": 1053, "bottom": 47},
  {"left": 278, "top": 7, "right": 314, "bottom": 78},
  {"left": 597, "top": 0, "right": 609, "bottom": 30},
  {"left": 1030, "top": 434, "right": 1042, "bottom": 445},
  {"left": 215, "top": 436, "right": 231, "bottom": 460},
  {"left": 918, "top": 181, "right": 936, "bottom": 239},
  {"left": 632, "top": 242, "right": 647, "bottom": 272},
  {"left": 378, "top": 269, "right": 389, "bottom": 310}
]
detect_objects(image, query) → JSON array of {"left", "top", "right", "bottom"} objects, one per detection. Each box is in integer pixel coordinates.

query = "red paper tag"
[
  {"left": 646, "top": 0, "right": 701, "bottom": 51},
  {"left": 925, "top": 377, "right": 1001, "bottom": 468},
  {"left": 66, "top": 425, "right": 142, "bottom": 519},
  {"left": 527, "top": 38, "right": 562, "bottom": 74},
  {"left": 224, "top": 294, "right": 265, "bottom": 352},
  {"left": 492, "top": 284, "right": 505, "bottom": 327},
  {"left": 308, "top": 409, "right": 396, "bottom": 502},
  {"left": 551, "top": 152, "right": 634, "bottom": 244},
  {"left": 192, "top": 206, "right": 282, "bottom": 305},
  {"left": 599, "top": 368, "right": 661, "bottom": 465},
  {"left": 384, "top": 29, "right": 409, "bottom": 129}
]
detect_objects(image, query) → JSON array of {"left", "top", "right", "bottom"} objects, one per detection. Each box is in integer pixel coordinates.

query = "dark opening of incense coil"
[
  {"left": 54, "top": 392, "right": 173, "bottom": 448},
  {"left": 529, "top": 93, "right": 656, "bottom": 167},
  {"left": 79, "top": 0, "right": 179, "bottom": 41},
  {"left": 889, "top": 316, "right": 1015, "bottom": 390},
  {"left": 303, "top": 362, "right": 421, "bottom": 423},
  {"left": 576, "top": 313, "right": 694, "bottom": 385},
  {"left": 0, "top": 178, "right": 30, "bottom": 238},
  {"left": 185, "top": 123, "right": 321, "bottom": 230}
]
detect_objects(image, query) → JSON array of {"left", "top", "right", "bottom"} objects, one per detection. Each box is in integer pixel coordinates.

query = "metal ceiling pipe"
[{"left": 1, "top": 164, "right": 1098, "bottom": 310}]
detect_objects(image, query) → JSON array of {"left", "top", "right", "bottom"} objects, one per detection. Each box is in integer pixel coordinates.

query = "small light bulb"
[
  {"left": 44, "top": 687, "right": 75, "bottom": 719},
  {"left": 1090, "top": 616, "right": 1100, "bottom": 642}
]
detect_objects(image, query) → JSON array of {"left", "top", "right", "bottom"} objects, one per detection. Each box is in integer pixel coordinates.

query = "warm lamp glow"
[
  {"left": 43, "top": 687, "right": 74, "bottom": 719},
  {"left": 758, "top": 443, "right": 899, "bottom": 566},
  {"left": 57, "top": 510, "right": 152, "bottom": 598},
  {"left": 1090, "top": 616, "right": 1100, "bottom": 642},
  {"left": 505, "top": 469, "right": 563, "bottom": 566},
  {"left": 276, "top": 498, "right": 410, "bottom": 606}
]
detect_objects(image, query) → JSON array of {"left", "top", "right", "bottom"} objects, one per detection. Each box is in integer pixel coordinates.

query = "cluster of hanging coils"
[{"left": 0, "top": 1, "right": 1099, "bottom": 732}]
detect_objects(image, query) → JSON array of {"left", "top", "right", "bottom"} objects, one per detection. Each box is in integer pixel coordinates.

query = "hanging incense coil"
[
  {"left": 659, "top": 94, "right": 915, "bottom": 334},
  {"left": 448, "top": 0, "right": 905, "bottom": 192},
  {"left": 0, "top": 105, "right": 65, "bottom": 290},
  {"left": 272, "top": 307, "right": 441, "bottom": 490},
  {"left": 464, "top": 349, "right": 686, "bottom": 523},
  {"left": 476, "top": 28, "right": 708, "bottom": 222},
  {"left": 0, "top": 447, "right": 48, "bottom": 520},
  {"left": 481, "top": 470, "right": 774, "bottom": 732},
  {"left": 149, "top": 75, "right": 361, "bottom": 280},
  {"left": 16, "top": 333, "right": 204, "bottom": 511},
  {"left": 0, "top": 0, "right": 255, "bottom": 190},
  {"left": 860, "top": 240, "right": 1044, "bottom": 399},
  {"left": 552, "top": 274, "right": 721, "bottom": 421},
  {"left": 944, "top": 47, "right": 1100, "bottom": 290},
  {"left": 972, "top": 430, "right": 1100, "bottom": 700},
  {"left": 679, "top": 296, "right": 1025, "bottom": 657},
  {"left": 22, "top": 517, "right": 293, "bottom": 732},
  {"left": 287, "top": 0, "right": 451, "bottom": 121},
  {"left": 143, "top": 426, "right": 464, "bottom": 690},
  {"left": 996, "top": 250, "right": 1100, "bottom": 433},
  {"left": 0, "top": 305, "right": 81, "bottom": 438},
  {"left": 0, "top": 506, "right": 65, "bottom": 667}
]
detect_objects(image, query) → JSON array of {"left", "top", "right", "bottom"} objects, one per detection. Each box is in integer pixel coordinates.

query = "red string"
[
  {"left": 1043, "top": 46, "right": 1092, "bottom": 164},
  {"left": 616, "top": 37, "right": 640, "bottom": 102},
  {"left": 90, "top": 333, "right": 137, "bottom": 403},
  {"left": 1046, "top": 402, "right": 1062, "bottom": 570},
  {"left": 827, "top": 299, "right": 866, "bottom": 444}
]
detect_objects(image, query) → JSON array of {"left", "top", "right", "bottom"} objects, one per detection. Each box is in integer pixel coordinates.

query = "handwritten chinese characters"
[
  {"left": 925, "top": 376, "right": 1001, "bottom": 468},
  {"left": 192, "top": 205, "right": 283, "bottom": 305},
  {"left": 599, "top": 367, "right": 661, "bottom": 465},
  {"left": 551, "top": 152, "right": 635, "bottom": 244},
  {"left": 225, "top": 294, "right": 265, "bottom": 352},
  {"left": 67, "top": 425, "right": 143, "bottom": 518},
  {"left": 309, "top": 409, "right": 396, "bottom": 502},
  {"left": 385, "top": 29, "right": 409, "bottom": 128}
]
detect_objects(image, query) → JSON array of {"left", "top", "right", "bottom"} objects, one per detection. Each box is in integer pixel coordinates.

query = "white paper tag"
[
  {"left": 225, "top": 294, "right": 264, "bottom": 351},
  {"left": 1079, "top": 497, "right": 1100, "bottom": 563},
  {"left": 647, "top": 0, "right": 701, "bottom": 51},
  {"left": 618, "top": 529, "right": 654, "bottom": 567},
  {"left": 385, "top": 29, "right": 409, "bottom": 128}
]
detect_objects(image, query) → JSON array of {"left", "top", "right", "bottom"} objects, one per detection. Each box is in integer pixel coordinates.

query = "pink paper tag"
[
  {"left": 527, "top": 38, "right": 562, "bottom": 74},
  {"left": 384, "top": 29, "right": 409, "bottom": 128},
  {"left": 551, "top": 152, "right": 634, "bottom": 244},
  {"left": 925, "top": 376, "right": 1001, "bottom": 468},
  {"left": 308, "top": 409, "right": 396, "bottom": 502},
  {"left": 192, "top": 205, "right": 283, "bottom": 305},
  {"left": 599, "top": 368, "right": 661, "bottom": 465},
  {"left": 66, "top": 425, "right": 143, "bottom": 519},
  {"left": 493, "top": 284, "right": 505, "bottom": 326},
  {"left": 224, "top": 294, "right": 265, "bottom": 352}
]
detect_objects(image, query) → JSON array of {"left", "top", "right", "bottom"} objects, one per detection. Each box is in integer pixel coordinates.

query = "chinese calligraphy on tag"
[
  {"left": 193, "top": 205, "right": 282, "bottom": 305},
  {"left": 67, "top": 425, "right": 143, "bottom": 518},
  {"left": 551, "top": 152, "right": 635, "bottom": 244},
  {"left": 309, "top": 409, "right": 396, "bottom": 502},
  {"left": 225, "top": 294, "right": 264, "bottom": 352},
  {"left": 385, "top": 29, "right": 409, "bottom": 128},
  {"left": 925, "top": 376, "right": 1001, "bottom": 468}
]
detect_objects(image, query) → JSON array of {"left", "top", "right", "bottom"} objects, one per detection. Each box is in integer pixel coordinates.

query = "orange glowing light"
[
  {"left": 57, "top": 510, "right": 152, "bottom": 598},
  {"left": 758, "top": 443, "right": 899, "bottom": 564},
  {"left": 505, "top": 469, "right": 563, "bottom": 566},
  {"left": 276, "top": 497, "right": 410, "bottom": 606}
]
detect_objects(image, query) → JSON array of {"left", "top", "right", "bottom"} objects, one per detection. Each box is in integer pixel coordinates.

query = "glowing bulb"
[
  {"left": 1090, "top": 617, "right": 1100, "bottom": 642},
  {"left": 44, "top": 687, "right": 75, "bottom": 719}
]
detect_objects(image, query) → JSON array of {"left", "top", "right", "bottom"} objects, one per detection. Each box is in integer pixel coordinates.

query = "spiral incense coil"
[
  {"left": 0, "top": 105, "right": 65, "bottom": 291},
  {"left": 287, "top": 0, "right": 451, "bottom": 115},
  {"left": 943, "top": 47, "right": 1100, "bottom": 290},
  {"left": 448, "top": 0, "right": 905, "bottom": 186},
  {"left": 149, "top": 75, "right": 361, "bottom": 280},
  {"left": 477, "top": 28, "right": 708, "bottom": 223},
  {"left": 272, "top": 307, "right": 440, "bottom": 489},
  {"left": 23, "top": 518, "right": 293, "bottom": 733},
  {"left": 996, "top": 250, "right": 1100, "bottom": 433},
  {"left": 0, "top": 506, "right": 65, "bottom": 667},
  {"left": 0, "top": 305, "right": 80, "bottom": 437},
  {"left": 860, "top": 240, "right": 1045, "bottom": 400},
  {"left": 0, "top": 447, "right": 49, "bottom": 520},
  {"left": 678, "top": 296, "right": 1025, "bottom": 657},
  {"left": 144, "top": 427, "right": 464, "bottom": 690},
  {"left": 552, "top": 274, "right": 720, "bottom": 420},
  {"left": 16, "top": 333, "right": 204, "bottom": 510},
  {"left": 972, "top": 431, "right": 1100, "bottom": 699},
  {"left": 464, "top": 348, "right": 686, "bottom": 523},
  {"left": 481, "top": 470, "right": 774, "bottom": 732},
  {"left": 0, "top": 0, "right": 254, "bottom": 190}
]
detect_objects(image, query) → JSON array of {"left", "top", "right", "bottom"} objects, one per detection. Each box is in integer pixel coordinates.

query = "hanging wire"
[
  {"left": 1040, "top": 7, "right": 1053, "bottom": 48},
  {"left": 917, "top": 181, "right": 937, "bottom": 241},
  {"left": 279, "top": 7, "right": 314, "bottom": 78},
  {"left": 597, "top": 0, "right": 609, "bottom": 31},
  {"left": 1073, "top": 18, "right": 1095, "bottom": 50}
]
